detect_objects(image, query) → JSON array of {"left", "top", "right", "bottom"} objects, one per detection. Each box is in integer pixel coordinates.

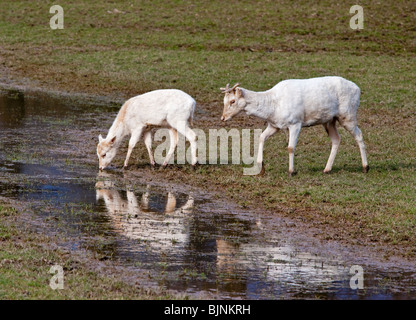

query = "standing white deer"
[
  {"left": 97, "top": 89, "right": 197, "bottom": 170},
  {"left": 220, "top": 77, "right": 369, "bottom": 175}
]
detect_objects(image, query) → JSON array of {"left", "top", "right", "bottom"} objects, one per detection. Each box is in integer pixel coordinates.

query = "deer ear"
[
  {"left": 98, "top": 134, "right": 103, "bottom": 143},
  {"left": 235, "top": 87, "right": 243, "bottom": 98}
]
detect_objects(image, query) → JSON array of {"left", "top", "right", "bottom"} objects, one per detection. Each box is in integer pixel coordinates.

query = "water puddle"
[{"left": 1, "top": 89, "right": 415, "bottom": 299}]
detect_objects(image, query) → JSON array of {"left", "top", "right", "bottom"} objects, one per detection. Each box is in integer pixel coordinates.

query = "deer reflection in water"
[
  {"left": 95, "top": 174, "right": 342, "bottom": 291},
  {"left": 95, "top": 174, "right": 194, "bottom": 251}
]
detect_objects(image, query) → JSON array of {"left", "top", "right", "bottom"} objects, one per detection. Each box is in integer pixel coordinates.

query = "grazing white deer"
[
  {"left": 97, "top": 89, "right": 198, "bottom": 170},
  {"left": 220, "top": 77, "right": 369, "bottom": 175}
]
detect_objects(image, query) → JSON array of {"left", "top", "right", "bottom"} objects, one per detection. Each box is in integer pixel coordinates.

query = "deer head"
[{"left": 220, "top": 83, "right": 246, "bottom": 121}]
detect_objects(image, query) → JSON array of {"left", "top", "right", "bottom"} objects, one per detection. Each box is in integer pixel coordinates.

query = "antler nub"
[
  {"left": 220, "top": 83, "right": 240, "bottom": 93},
  {"left": 220, "top": 83, "right": 230, "bottom": 92}
]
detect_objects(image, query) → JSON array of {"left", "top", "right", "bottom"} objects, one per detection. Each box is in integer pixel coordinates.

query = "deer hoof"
[{"left": 288, "top": 171, "right": 297, "bottom": 177}]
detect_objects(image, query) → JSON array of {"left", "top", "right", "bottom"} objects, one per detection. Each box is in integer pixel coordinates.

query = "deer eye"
[
  {"left": 230, "top": 100, "right": 236, "bottom": 105},
  {"left": 102, "top": 153, "right": 106, "bottom": 158}
]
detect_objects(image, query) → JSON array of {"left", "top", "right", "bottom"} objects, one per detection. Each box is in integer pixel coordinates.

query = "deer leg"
[
  {"left": 162, "top": 128, "right": 178, "bottom": 167},
  {"left": 341, "top": 121, "right": 369, "bottom": 173},
  {"left": 143, "top": 131, "right": 155, "bottom": 166},
  {"left": 176, "top": 125, "right": 197, "bottom": 166},
  {"left": 323, "top": 119, "right": 341, "bottom": 173},
  {"left": 351, "top": 126, "right": 369, "bottom": 173},
  {"left": 124, "top": 127, "right": 143, "bottom": 169},
  {"left": 288, "top": 123, "right": 302, "bottom": 176},
  {"left": 256, "top": 123, "right": 278, "bottom": 173}
]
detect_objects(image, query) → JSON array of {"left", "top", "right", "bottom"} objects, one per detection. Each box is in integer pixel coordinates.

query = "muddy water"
[{"left": 1, "top": 89, "right": 415, "bottom": 299}]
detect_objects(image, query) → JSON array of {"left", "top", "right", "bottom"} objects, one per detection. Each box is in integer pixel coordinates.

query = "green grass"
[
  {"left": 0, "top": 0, "right": 415, "bottom": 100},
  {"left": 0, "top": 0, "right": 415, "bottom": 258}
]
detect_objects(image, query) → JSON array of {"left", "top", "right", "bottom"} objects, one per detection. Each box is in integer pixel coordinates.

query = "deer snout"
[{"left": 221, "top": 115, "right": 225, "bottom": 121}]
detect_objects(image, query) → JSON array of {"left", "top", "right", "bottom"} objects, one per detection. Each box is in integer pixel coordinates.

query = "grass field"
[{"left": 0, "top": 0, "right": 415, "bottom": 289}]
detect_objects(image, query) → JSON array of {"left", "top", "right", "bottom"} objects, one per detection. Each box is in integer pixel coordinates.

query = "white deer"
[
  {"left": 220, "top": 77, "right": 369, "bottom": 175},
  {"left": 97, "top": 89, "right": 198, "bottom": 170}
]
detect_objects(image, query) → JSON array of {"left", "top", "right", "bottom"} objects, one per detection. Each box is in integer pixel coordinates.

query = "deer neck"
[
  {"left": 243, "top": 89, "right": 275, "bottom": 120},
  {"left": 107, "top": 119, "right": 127, "bottom": 146}
]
